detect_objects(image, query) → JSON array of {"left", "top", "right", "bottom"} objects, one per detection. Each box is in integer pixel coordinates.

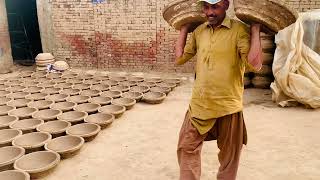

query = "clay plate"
[
  {"left": 122, "top": 92, "right": 143, "bottom": 102},
  {"left": 50, "top": 78, "right": 65, "bottom": 84},
  {"left": 45, "top": 94, "right": 69, "bottom": 103},
  {"left": 59, "top": 88, "right": 81, "bottom": 96},
  {"left": 37, "top": 120, "right": 71, "bottom": 138},
  {"left": 66, "top": 95, "right": 90, "bottom": 104},
  {"left": 12, "top": 132, "right": 52, "bottom": 153},
  {"left": 73, "top": 103, "right": 101, "bottom": 114},
  {"left": 0, "top": 85, "right": 9, "bottom": 91},
  {"left": 37, "top": 82, "right": 56, "bottom": 88},
  {"left": 142, "top": 92, "right": 166, "bottom": 104},
  {"left": 31, "top": 71, "right": 48, "bottom": 79},
  {"left": 88, "top": 96, "right": 112, "bottom": 106},
  {"left": 0, "top": 146, "right": 25, "bottom": 171},
  {"left": 9, "top": 119, "right": 44, "bottom": 134},
  {"left": 7, "top": 99, "right": 32, "bottom": 108},
  {"left": 19, "top": 71, "right": 34, "bottom": 78},
  {"left": 61, "top": 73, "right": 78, "bottom": 79},
  {"left": 0, "top": 105, "right": 16, "bottom": 116},
  {"left": 66, "top": 123, "right": 101, "bottom": 142},
  {"left": 0, "top": 129, "right": 22, "bottom": 148},
  {"left": 98, "top": 105, "right": 126, "bottom": 118},
  {"left": 50, "top": 101, "right": 76, "bottom": 112},
  {"left": 77, "top": 73, "right": 94, "bottom": 80},
  {"left": 27, "top": 100, "right": 54, "bottom": 110},
  {"left": 80, "top": 89, "right": 101, "bottom": 97},
  {"left": 0, "top": 170, "right": 30, "bottom": 180},
  {"left": 119, "top": 81, "right": 138, "bottom": 87},
  {"left": 130, "top": 85, "right": 150, "bottom": 93},
  {"left": 0, "top": 115, "right": 19, "bottom": 130},
  {"left": 32, "top": 109, "right": 62, "bottom": 121},
  {"left": 84, "top": 113, "right": 114, "bottom": 129},
  {"left": 100, "top": 90, "right": 122, "bottom": 99},
  {"left": 57, "top": 111, "right": 88, "bottom": 124}
]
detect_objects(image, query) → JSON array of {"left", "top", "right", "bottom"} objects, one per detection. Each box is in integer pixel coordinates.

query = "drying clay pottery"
[
  {"left": 46, "top": 73, "right": 62, "bottom": 79},
  {"left": 142, "top": 92, "right": 166, "bottom": 104},
  {"left": 77, "top": 73, "right": 94, "bottom": 80},
  {"left": 23, "top": 87, "right": 43, "bottom": 94},
  {"left": 31, "top": 72, "right": 47, "bottom": 79},
  {"left": 100, "top": 91, "right": 122, "bottom": 99},
  {"left": 14, "top": 151, "right": 60, "bottom": 179},
  {"left": 109, "top": 76, "right": 128, "bottom": 82},
  {"left": 83, "top": 79, "right": 101, "bottom": 85},
  {"left": 66, "top": 95, "right": 90, "bottom": 104},
  {"left": 0, "top": 129, "right": 22, "bottom": 148},
  {"left": 6, "top": 92, "right": 30, "bottom": 100},
  {"left": 0, "top": 85, "right": 9, "bottom": 91},
  {"left": 27, "top": 100, "right": 54, "bottom": 110},
  {"left": 150, "top": 86, "right": 171, "bottom": 95},
  {"left": 252, "top": 76, "right": 273, "bottom": 89},
  {"left": 40, "top": 87, "right": 61, "bottom": 95},
  {"left": 110, "top": 85, "right": 130, "bottom": 92},
  {"left": 59, "top": 88, "right": 81, "bottom": 96},
  {"left": 35, "top": 53, "right": 54, "bottom": 60},
  {"left": 128, "top": 76, "right": 144, "bottom": 82},
  {"left": 5, "top": 86, "right": 25, "bottom": 92},
  {"left": 91, "top": 84, "right": 110, "bottom": 92},
  {"left": 37, "top": 120, "right": 71, "bottom": 138},
  {"left": 25, "top": 93, "right": 48, "bottom": 101},
  {"left": 37, "top": 82, "right": 56, "bottom": 88},
  {"left": 98, "top": 105, "right": 126, "bottom": 118},
  {"left": 66, "top": 78, "right": 83, "bottom": 84},
  {"left": 145, "top": 77, "right": 162, "bottom": 83},
  {"left": 66, "top": 123, "right": 101, "bottom": 142},
  {"left": 0, "top": 80, "right": 7, "bottom": 85},
  {"left": 50, "top": 101, "right": 76, "bottom": 112},
  {"left": 0, "top": 90, "right": 11, "bottom": 97},
  {"left": 80, "top": 89, "right": 101, "bottom": 97},
  {"left": 88, "top": 96, "right": 112, "bottom": 106},
  {"left": 9, "top": 119, "right": 44, "bottom": 134},
  {"left": 0, "top": 116, "right": 18, "bottom": 130},
  {"left": 102, "top": 80, "right": 119, "bottom": 86},
  {"left": 0, "top": 146, "right": 25, "bottom": 171},
  {"left": 45, "top": 94, "right": 69, "bottom": 103},
  {"left": 84, "top": 113, "right": 114, "bottom": 129},
  {"left": 19, "top": 71, "right": 34, "bottom": 78},
  {"left": 119, "top": 81, "right": 138, "bottom": 87},
  {"left": 0, "top": 97, "right": 12, "bottom": 106},
  {"left": 5, "top": 80, "right": 22, "bottom": 87},
  {"left": 53, "top": 61, "right": 69, "bottom": 71},
  {"left": 51, "top": 78, "right": 67, "bottom": 84},
  {"left": 61, "top": 73, "right": 78, "bottom": 79},
  {"left": 157, "top": 82, "right": 176, "bottom": 91},
  {"left": 0, "top": 170, "right": 30, "bottom": 180},
  {"left": 57, "top": 111, "right": 88, "bottom": 125},
  {"left": 44, "top": 135, "right": 84, "bottom": 159},
  {"left": 54, "top": 83, "right": 73, "bottom": 89},
  {"left": 0, "top": 105, "right": 15, "bottom": 116},
  {"left": 7, "top": 99, "right": 32, "bottom": 108},
  {"left": 73, "top": 103, "right": 101, "bottom": 114},
  {"left": 12, "top": 132, "right": 52, "bottom": 153},
  {"left": 122, "top": 92, "right": 143, "bottom": 102},
  {"left": 8, "top": 107, "right": 38, "bottom": 120},
  {"left": 164, "top": 78, "right": 181, "bottom": 86},
  {"left": 33, "top": 78, "right": 47, "bottom": 83},
  {"left": 72, "top": 84, "right": 91, "bottom": 91},
  {"left": 130, "top": 86, "right": 150, "bottom": 94},
  {"left": 32, "top": 109, "right": 62, "bottom": 121}
]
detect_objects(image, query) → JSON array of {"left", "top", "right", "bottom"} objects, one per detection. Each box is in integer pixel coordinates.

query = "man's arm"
[
  {"left": 247, "top": 24, "right": 263, "bottom": 71},
  {"left": 175, "top": 24, "right": 196, "bottom": 65}
]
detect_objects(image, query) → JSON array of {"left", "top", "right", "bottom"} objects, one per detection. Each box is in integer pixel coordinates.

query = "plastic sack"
[{"left": 271, "top": 9, "right": 320, "bottom": 108}]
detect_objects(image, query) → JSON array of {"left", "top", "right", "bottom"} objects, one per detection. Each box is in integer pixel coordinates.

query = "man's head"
[{"left": 199, "top": 0, "right": 229, "bottom": 27}]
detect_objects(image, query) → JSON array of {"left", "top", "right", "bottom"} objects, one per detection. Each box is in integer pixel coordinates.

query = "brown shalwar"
[{"left": 177, "top": 111, "right": 247, "bottom": 180}]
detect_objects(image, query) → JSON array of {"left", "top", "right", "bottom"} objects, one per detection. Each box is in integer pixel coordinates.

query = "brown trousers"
[{"left": 177, "top": 111, "right": 247, "bottom": 180}]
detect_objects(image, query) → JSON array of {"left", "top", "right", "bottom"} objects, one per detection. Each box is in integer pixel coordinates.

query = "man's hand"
[{"left": 248, "top": 23, "right": 263, "bottom": 71}]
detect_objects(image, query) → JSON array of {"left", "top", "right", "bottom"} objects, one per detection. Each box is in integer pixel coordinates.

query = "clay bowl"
[
  {"left": 66, "top": 123, "right": 101, "bottom": 142},
  {"left": 19, "top": 71, "right": 34, "bottom": 78},
  {"left": 83, "top": 79, "right": 101, "bottom": 85},
  {"left": 72, "top": 84, "right": 91, "bottom": 90},
  {"left": 0, "top": 170, "right": 30, "bottom": 180},
  {"left": 54, "top": 82, "right": 73, "bottom": 89},
  {"left": 102, "top": 80, "right": 119, "bottom": 86},
  {"left": 27, "top": 100, "right": 54, "bottom": 110},
  {"left": 157, "top": 82, "right": 176, "bottom": 91},
  {"left": 130, "top": 85, "right": 150, "bottom": 94},
  {"left": 5, "top": 86, "right": 26, "bottom": 92},
  {"left": 25, "top": 93, "right": 48, "bottom": 101},
  {"left": 37, "top": 120, "right": 71, "bottom": 138},
  {"left": 73, "top": 103, "right": 101, "bottom": 114},
  {"left": 0, "top": 85, "right": 9, "bottom": 91},
  {"left": 31, "top": 71, "right": 48, "bottom": 79},
  {"left": 5, "top": 80, "right": 22, "bottom": 87},
  {"left": 77, "top": 73, "right": 94, "bottom": 80},
  {"left": 0, "top": 129, "right": 22, "bottom": 147},
  {"left": 0, "top": 90, "right": 11, "bottom": 97},
  {"left": 7, "top": 99, "right": 32, "bottom": 108},
  {"left": 32, "top": 109, "right": 62, "bottom": 121},
  {"left": 59, "top": 88, "right": 81, "bottom": 96},
  {"left": 50, "top": 78, "right": 65, "bottom": 84},
  {"left": 142, "top": 92, "right": 166, "bottom": 104},
  {"left": 112, "top": 98, "right": 136, "bottom": 110},
  {"left": 35, "top": 53, "right": 54, "bottom": 60},
  {"left": 23, "top": 87, "right": 43, "bottom": 94},
  {"left": 0, "top": 146, "right": 25, "bottom": 171},
  {"left": 110, "top": 85, "right": 130, "bottom": 92},
  {"left": 66, "top": 78, "right": 83, "bottom": 84},
  {"left": 94, "top": 75, "right": 109, "bottom": 81},
  {"left": 9, "top": 119, "right": 44, "bottom": 134},
  {"left": 98, "top": 105, "right": 126, "bottom": 118},
  {"left": 40, "top": 87, "right": 61, "bottom": 95},
  {"left": 33, "top": 78, "right": 47, "bottom": 83},
  {"left": 61, "top": 73, "right": 78, "bottom": 79},
  {"left": 122, "top": 92, "right": 143, "bottom": 102},
  {"left": 46, "top": 73, "right": 62, "bottom": 79},
  {"left": 12, "top": 132, "right": 52, "bottom": 153},
  {"left": 44, "top": 135, "right": 84, "bottom": 159},
  {"left": 45, "top": 94, "right": 69, "bottom": 103},
  {"left": 0, "top": 80, "right": 8, "bottom": 85},
  {"left": 84, "top": 113, "right": 114, "bottom": 129},
  {"left": 50, "top": 101, "right": 76, "bottom": 112},
  {"left": 90, "top": 84, "right": 110, "bottom": 91},
  {"left": 6, "top": 92, "right": 30, "bottom": 100},
  {"left": 100, "top": 90, "right": 122, "bottom": 99},
  {"left": 109, "top": 76, "right": 128, "bottom": 82},
  {"left": 57, "top": 111, "right": 88, "bottom": 125},
  {"left": 0, "top": 97, "right": 12, "bottom": 106},
  {"left": 164, "top": 78, "right": 181, "bottom": 86},
  {"left": 0, "top": 115, "right": 18, "bottom": 130},
  {"left": 88, "top": 96, "right": 112, "bottom": 106},
  {"left": 0, "top": 105, "right": 16, "bottom": 116},
  {"left": 8, "top": 107, "right": 38, "bottom": 120},
  {"left": 119, "top": 81, "right": 138, "bottom": 87},
  {"left": 150, "top": 86, "right": 171, "bottom": 95},
  {"left": 80, "top": 89, "right": 101, "bottom": 97},
  {"left": 37, "top": 82, "right": 56, "bottom": 88},
  {"left": 14, "top": 151, "right": 60, "bottom": 179},
  {"left": 66, "top": 95, "right": 90, "bottom": 104},
  {"left": 128, "top": 76, "right": 145, "bottom": 82},
  {"left": 145, "top": 77, "right": 162, "bottom": 83}
]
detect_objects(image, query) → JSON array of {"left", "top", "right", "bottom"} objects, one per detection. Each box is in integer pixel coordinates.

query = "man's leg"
[
  {"left": 216, "top": 112, "right": 247, "bottom": 180},
  {"left": 177, "top": 111, "right": 207, "bottom": 180}
]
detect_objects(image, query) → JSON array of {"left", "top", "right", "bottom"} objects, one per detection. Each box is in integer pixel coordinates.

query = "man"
[{"left": 175, "top": 0, "right": 262, "bottom": 180}]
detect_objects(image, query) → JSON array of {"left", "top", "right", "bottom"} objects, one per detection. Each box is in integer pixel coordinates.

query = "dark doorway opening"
[{"left": 5, "top": 0, "right": 42, "bottom": 65}]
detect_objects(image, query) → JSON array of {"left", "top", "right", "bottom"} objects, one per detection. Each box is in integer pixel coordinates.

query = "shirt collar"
[{"left": 205, "top": 16, "right": 232, "bottom": 29}]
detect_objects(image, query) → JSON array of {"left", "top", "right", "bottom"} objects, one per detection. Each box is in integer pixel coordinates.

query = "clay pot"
[
  {"left": 100, "top": 91, "right": 122, "bottom": 99},
  {"left": 0, "top": 146, "right": 25, "bottom": 171},
  {"left": 0, "top": 129, "right": 22, "bottom": 148},
  {"left": 66, "top": 123, "right": 101, "bottom": 142},
  {"left": 7, "top": 99, "right": 32, "bottom": 108},
  {"left": 32, "top": 109, "right": 62, "bottom": 121},
  {"left": 45, "top": 94, "right": 69, "bottom": 103},
  {"left": 109, "top": 76, "right": 128, "bottom": 82},
  {"left": 157, "top": 82, "right": 176, "bottom": 91},
  {"left": 0, "top": 170, "right": 30, "bottom": 180},
  {"left": 0, "top": 105, "right": 15, "bottom": 116},
  {"left": 59, "top": 88, "right": 81, "bottom": 96},
  {"left": 72, "top": 84, "right": 91, "bottom": 90},
  {"left": 27, "top": 100, "right": 54, "bottom": 110},
  {"left": 90, "top": 84, "right": 110, "bottom": 92},
  {"left": 163, "top": 78, "right": 181, "bottom": 86},
  {"left": 0, "top": 97, "right": 12, "bottom": 106},
  {"left": 44, "top": 135, "right": 84, "bottom": 159},
  {"left": 83, "top": 79, "right": 101, "bottom": 85},
  {"left": 50, "top": 101, "right": 76, "bottom": 112},
  {"left": 5, "top": 86, "right": 25, "bottom": 92},
  {"left": 66, "top": 95, "right": 90, "bottom": 104},
  {"left": 12, "top": 132, "right": 52, "bottom": 153},
  {"left": 110, "top": 85, "right": 130, "bottom": 92},
  {"left": 122, "top": 92, "right": 143, "bottom": 102},
  {"left": 98, "top": 105, "right": 126, "bottom": 118},
  {"left": 14, "top": 151, "right": 60, "bottom": 179},
  {"left": 84, "top": 113, "right": 114, "bottom": 129},
  {"left": 73, "top": 103, "right": 101, "bottom": 114},
  {"left": 46, "top": 73, "right": 62, "bottom": 79},
  {"left": 9, "top": 119, "right": 44, "bottom": 134},
  {"left": 23, "top": 87, "right": 43, "bottom": 94},
  {"left": 88, "top": 96, "right": 112, "bottom": 106},
  {"left": 31, "top": 71, "right": 47, "bottom": 79},
  {"left": 54, "top": 82, "right": 73, "bottom": 89},
  {"left": 37, "top": 82, "right": 56, "bottom": 88},
  {"left": 101, "top": 80, "right": 119, "bottom": 86},
  {"left": 128, "top": 76, "right": 144, "bottom": 82},
  {"left": 6, "top": 92, "right": 29, "bottom": 100},
  {"left": 8, "top": 107, "right": 38, "bottom": 120},
  {"left": 0, "top": 115, "right": 18, "bottom": 130},
  {"left": 19, "top": 71, "right": 34, "bottom": 78},
  {"left": 66, "top": 79, "right": 83, "bottom": 84},
  {"left": 40, "top": 87, "right": 61, "bottom": 95},
  {"left": 57, "top": 111, "right": 88, "bottom": 125},
  {"left": 150, "top": 86, "right": 171, "bottom": 95},
  {"left": 80, "top": 89, "right": 101, "bottom": 97},
  {"left": 252, "top": 76, "right": 273, "bottom": 89},
  {"left": 142, "top": 92, "right": 166, "bottom": 104},
  {"left": 130, "top": 86, "right": 150, "bottom": 94},
  {"left": 0, "top": 90, "right": 11, "bottom": 97},
  {"left": 25, "top": 93, "right": 48, "bottom": 101},
  {"left": 145, "top": 77, "right": 162, "bottom": 83},
  {"left": 37, "top": 120, "right": 71, "bottom": 138}
]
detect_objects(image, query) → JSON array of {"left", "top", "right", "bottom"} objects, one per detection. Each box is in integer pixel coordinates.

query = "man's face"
[{"left": 202, "top": 1, "right": 228, "bottom": 26}]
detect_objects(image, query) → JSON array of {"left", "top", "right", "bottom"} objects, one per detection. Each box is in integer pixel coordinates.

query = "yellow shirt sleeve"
[{"left": 176, "top": 31, "right": 197, "bottom": 65}]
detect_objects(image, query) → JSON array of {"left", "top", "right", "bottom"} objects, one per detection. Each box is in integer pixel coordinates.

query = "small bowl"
[
  {"left": 102, "top": 80, "right": 118, "bottom": 86},
  {"left": 27, "top": 100, "right": 54, "bottom": 110},
  {"left": 40, "top": 87, "right": 61, "bottom": 95},
  {"left": 0, "top": 85, "right": 9, "bottom": 91},
  {"left": 45, "top": 94, "right": 69, "bottom": 102},
  {"left": 100, "top": 91, "right": 122, "bottom": 99},
  {"left": 72, "top": 84, "right": 91, "bottom": 90},
  {"left": 0, "top": 80, "right": 7, "bottom": 85},
  {"left": 110, "top": 85, "right": 130, "bottom": 92},
  {"left": 5, "top": 80, "right": 22, "bottom": 87},
  {"left": 0, "top": 115, "right": 19, "bottom": 130},
  {"left": 66, "top": 95, "right": 90, "bottom": 104},
  {"left": 0, "top": 170, "right": 30, "bottom": 180},
  {"left": 98, "top": 105, "right": 126, "bottom": 118},
  {"left": 90, "top": 84, "right": 110, "bottom": 91},
  {"left": 150, "top": 86, "right": 171, "bottom": 95},
  {"left": 128, "top": 76, "right": 145, "bottom": 82},
  {"left": 138, "top": 82, "right": 157, "bottom": 87},
  {"left": 157, "top": 82, "right": 176, "bottom": 90},
  {"left": 14, "top": 151, "right": 60, "bottom": 179},
  {"left": 73, "top": 103, "right": 101, "bottom": 114},
  {"left": 8, "top": 107, "right": 37, "bottom": 120},
  {"left": 0, "top": 97, "right": 12, "bottom": 106},
  {"left": 130, "top": 86, "right": 150, "bottom": 93},
  {"left": 12, "top": 132, "right": 52, "bottom": 153},
  {"left": 6, "top": 92, "right": 30, "bottom": 99},
  {"left": 122, "top": 92, "right": 143, "bottom": 102},
  {"left": 145, "top": 77, "right": 162, "bottom": 83},
  {"left": 109, "top": 76, "right": 128, "bottom": 82},
  {"left": 164, "top": 78, "right": 181, "bottom": 86},
  {"left": 84, "top": 113, "right": 114, "bottom": 129},
  {"left": 57, "top": 111, "right": 88, "bottom": 125},
  {"left": 37, "top": 120, "right": 71, "bottom": 138},
  {"left": 37, "top": 82, "right": 56, "bottom": 88},
  {"left": 54, "top": 83, "right": 73, "bottom": 89},
  {"left": 0, "top": 105, "right": 16, "bottom": 116},
  {"left": 22, "top": 87, "right": 43, "bottom": 94},
  {"left": 61, "top": 73, "right": 78, "bottom": 79},
  {"left": 59, "top": 88, "right": 81, "bottom": 96},
  {"left": 5, "top": 86, "right": 25, "bottom": 92},
  {"left": 80, "top": 89, "right": 101, "bottom": 97},
  {"left": 46, "top": 73, "right": 62, "bottom": 79},
  {"left": 94, "top": 75, "right": 109, "bottom": 81},
  {"left": 66, "top": 123, "right": 101, "bottom": 142},
  {"left": 112, "top": 98, "right": 136, "bottom": 110},
  {"left": 50, "top": 78, "right": 65, "bottom": 84},
  {"left": 50, "top": 101, "right": 76, "bottom": 112},
  {"left": 32, "top": 109, "right": 62, "bottom": 121},
  {"left": 0, "top": 90, "right": 11, "bottom": 97},
  {"left": 83, "top": 79, "right": 101, "bottom": 85},
  {"left": 0, "top": 146, "right": 25, "bottom": 171},
  {"left": 142, "top": 92, "right": 166, "bottom": 104},
  {"left": 31, "top": 71, "right": 48, "bottom": 79},
  {"left": 44, "top": 135, "right": 84, "bottom": 159},
  {"left": 77, "top": 74, "right": 94, "bottom": 80},
  {"left": 66, "top": 79, "right": 83, "bottom": 84},
  {"left": 119, "top": 81, "right": 138, "bottom": 87},
  {"left": 0, "top": 129, "right": 22, "bottom": 147},
  {"left": 25, "top": 93, "right": 48, "bottom": 101},
  {"left": 88, "top": 96, "right": 112, "bottom": 106},
  {"left": 19, "top": 71, "right": 34, "bottom": 78},
  {"left": 9, "top": 119, "right": 44, "bottom": 134},
  {"left": 7, "top": 99, "right": 32, "bottom": 108}
]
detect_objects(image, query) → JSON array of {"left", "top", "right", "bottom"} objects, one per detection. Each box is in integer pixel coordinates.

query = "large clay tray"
[
  {"left": 66, "top": 95, "right": 90, "bottom": 104},
  {"left": 73, "top": 103, "right": 101, "bottom": 114},
  {"left": 80, "top": 89, "right": 101, "bottom": 97},
  {"left": 45, "top": 94, "right": 69, "bottom": 103},
  {"left": 50, "top": 101, "right": 76, "bottom": 112},
  {"left": 32, "top": 109, "right": 62, "bottom": 121},
  {"left": 59, "top": 88, "right": 81, "bottom": 96},
  {"left": 57, "top": 111, "right": 88, "bottom": 124}
]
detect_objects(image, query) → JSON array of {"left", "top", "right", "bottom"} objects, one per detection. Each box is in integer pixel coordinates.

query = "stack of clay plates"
[{"left": 35, "top": 53, "right": 55, "bottom": 71}]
